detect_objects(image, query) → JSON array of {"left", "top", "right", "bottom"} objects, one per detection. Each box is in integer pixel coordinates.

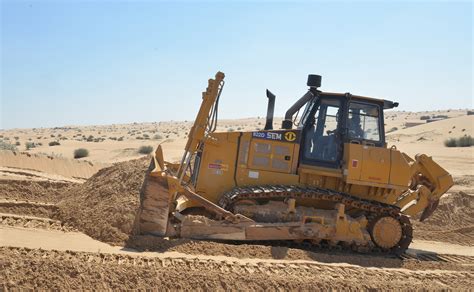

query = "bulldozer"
[{"left": 137, "top": 72, "right": 453, "bottom": 254}]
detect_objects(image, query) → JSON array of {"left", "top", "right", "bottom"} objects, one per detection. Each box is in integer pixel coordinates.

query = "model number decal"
[{"left": 252, "top": 131, "right": 299, "bottom": 143}]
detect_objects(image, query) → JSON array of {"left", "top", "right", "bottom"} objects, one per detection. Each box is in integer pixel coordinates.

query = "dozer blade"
[{"left": 138, "top": 158, "right": 173, "bottom": 236}]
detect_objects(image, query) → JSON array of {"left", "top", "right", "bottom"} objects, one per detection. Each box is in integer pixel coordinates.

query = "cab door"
[{"left": 300, "top": 96, "right": 344, "bottom": 168}]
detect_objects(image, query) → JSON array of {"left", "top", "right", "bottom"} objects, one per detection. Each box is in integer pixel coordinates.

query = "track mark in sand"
[
  {"left": 0, "top": 199, "right": 58, "bottom": 218},
  {"left": 0, "top": 213, "right": 75, "bottom": 232},
  {"left": 399, "top": 253, "right": 474, "bottom": 265},
  {"left": 3, "top": 246, "right": 473, "bottom": 277},
  {"left": 0, "top": 199, "right": 56, "bottom": 207},
  {"left": 1, "top": 246, "right": 473, "bottom": 290}
]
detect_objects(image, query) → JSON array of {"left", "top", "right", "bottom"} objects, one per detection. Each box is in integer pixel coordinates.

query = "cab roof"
[{"left": 321, "top": 92, "right": 399, "bottom": 110}]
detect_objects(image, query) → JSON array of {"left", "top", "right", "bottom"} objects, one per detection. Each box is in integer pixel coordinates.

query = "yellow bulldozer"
[{"left": 138, "top": 72, "right": 453, "bottom": 254}]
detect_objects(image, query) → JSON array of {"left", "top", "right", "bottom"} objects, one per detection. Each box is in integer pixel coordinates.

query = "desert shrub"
[
  {"left": 74, "top": 148, "right": 89, "bottom": 159},
  {"left": 25, "top": 142, "right": 36, "bottom": 150},
  {"left": 87, "top": 135, "right": 94, "bottom": 142},
  {"left": 15, "top": 141, "right": 21, "bottom": 146},
  {"left": 444, "top": 138, "right": 457, "bottom": 147},
  {"left": 420, "top": 115, "right": 430, "bottom": 120},
  {"left": 118, "top": 136, "right": 124, "bottom": 141},
  {"left": 0, "top": 141, "right": 17, "bottom": 151},
  {"left": 138, "top": 145, "right": 153, "bottom": 154},
  {"left": 228, "top": 128, "right": 235, "bottom": 132},
  {"left": 143, "top": 134, "right": 150, "bottom": 139},
  {"left": 467, "top": 110, "right": 474, "bottom": 116},
  {"left": 432, "top": 115, "right": 448, "bottom": 119},
  {"left": 48, "top": 141, "right": 60, "bottom": 146},
  {"left": 444, "top": 136, "right": 473, "bottom": 147},
  {"left": 153, "top": 134, "right": 163, "bottom": 140},
  {"left": 387, "top": 127, "right": 398, "bottom": 133},
  {"left": 14, "top": 136, "right": 19, "bottom": 140},
  {"left": 457, "top": 135, "right": 474, "bottom": 147}
]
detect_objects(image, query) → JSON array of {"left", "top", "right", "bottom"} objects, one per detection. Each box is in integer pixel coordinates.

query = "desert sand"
[{"left": 1, "top": 109, "right": 473, "bottom": 289}]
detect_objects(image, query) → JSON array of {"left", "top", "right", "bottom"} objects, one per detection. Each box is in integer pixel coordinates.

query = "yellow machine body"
[
  {"left": 138, "top": 72, "right": 453, "bottom": 254},
  {"left": 189, "top": 131, "right": 451, "bottom": 215}
]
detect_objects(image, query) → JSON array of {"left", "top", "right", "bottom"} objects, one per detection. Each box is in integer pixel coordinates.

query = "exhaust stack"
[
  {"left": 264, "top": 89, "right": 276, "bottom": 130},
  {"left": 281, "top": 74, "right": 321, "bottom": 129}
]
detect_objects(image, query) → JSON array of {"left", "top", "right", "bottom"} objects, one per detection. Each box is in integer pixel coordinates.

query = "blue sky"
[{"left": 1, "top": 1, "right": 472, "bottom": 129}]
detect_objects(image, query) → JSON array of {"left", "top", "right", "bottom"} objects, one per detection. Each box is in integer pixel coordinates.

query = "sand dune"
[
  {"left": 388, "top": 115, "right": 473, "bottom": 143},
  {"left": 0, "top": 150, "right": 105, "bottom": 181}
]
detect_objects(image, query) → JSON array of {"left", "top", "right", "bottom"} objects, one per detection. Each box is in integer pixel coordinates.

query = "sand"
[
  {"left": 413, "top": 191, "right": 474, "bottom": 245},
  {"left": 55, "top": 157, "right": 149, "bottom": 245},
  {"left": 1, "top": 109, "right": 473, "bottom": 289},
  {"left": 3, "top": 246, "right": 472, "bottom": 290},
  {"left": 0, "top": 150, "right": 105, "bottom": 182},
  {"left": 0, "top": 179, "right": 72, "bottom": 203}
]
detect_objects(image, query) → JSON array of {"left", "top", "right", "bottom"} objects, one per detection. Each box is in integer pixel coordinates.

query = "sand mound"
[
  {"left": 56, "top": 157, "right": 149, "bottom": 245},
  {"left": 413, "top": 192, "right": 474, "bottom": 245}
]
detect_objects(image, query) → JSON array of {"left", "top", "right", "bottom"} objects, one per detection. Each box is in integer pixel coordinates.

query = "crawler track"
[{"left": 219, "top": 185, "right": 413, "bottom": 254}]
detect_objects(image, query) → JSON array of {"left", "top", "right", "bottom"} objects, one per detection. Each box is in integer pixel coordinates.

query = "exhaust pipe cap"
[{"left": 307, "top": 74, "right": 322, "bottom": 88}]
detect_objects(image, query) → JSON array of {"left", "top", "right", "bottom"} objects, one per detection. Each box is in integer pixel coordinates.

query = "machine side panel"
[
  {"left": 194, "top": 132, "right": 240, "bottom": 203},
  {"left": 388, "top": 149, "right": 412, "bottom": 188},
  {"left": 235, "top": 132, "right": 299, "bottom": 186},
  {"left": 360, "top": 145, "right": 390, "bottom": 184}
]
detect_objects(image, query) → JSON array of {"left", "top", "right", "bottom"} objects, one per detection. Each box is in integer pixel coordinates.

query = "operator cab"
[{"left": 286, "top": 75, "right": 398, "bottom": 169}]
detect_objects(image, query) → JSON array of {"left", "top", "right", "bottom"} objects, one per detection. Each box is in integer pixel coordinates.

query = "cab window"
[
  {"left": 348, "top": 102, "right": 381, "bottom": 142},
  {"left": 303, "top": 98, "right": 341, "bottom": 164}
]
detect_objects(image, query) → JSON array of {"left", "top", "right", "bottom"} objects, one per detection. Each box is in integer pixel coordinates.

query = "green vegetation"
[
  {"left": 25, "top": 142, "right": 36, "bottom": 150},
  {"left": 0, "top": 141, "right": 17, "bottom": 151},
  {"left": 74, "top": 148, "right": 89, "bottom": 159},
  {"left": 138, "top": 145, "right": 153, "bottom": 154},
  {"left": 444, "top": 135, "right": 473, "bottom": 147}
]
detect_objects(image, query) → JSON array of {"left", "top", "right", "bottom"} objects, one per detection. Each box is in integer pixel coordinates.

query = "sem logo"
[{"left": 284, "top": 131, "right": 296, "bottom": 142}]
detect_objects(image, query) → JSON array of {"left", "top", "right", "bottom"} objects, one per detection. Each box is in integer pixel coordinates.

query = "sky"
[{"left": 1, "top": 0, "right": 472, "bottom": 129}]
